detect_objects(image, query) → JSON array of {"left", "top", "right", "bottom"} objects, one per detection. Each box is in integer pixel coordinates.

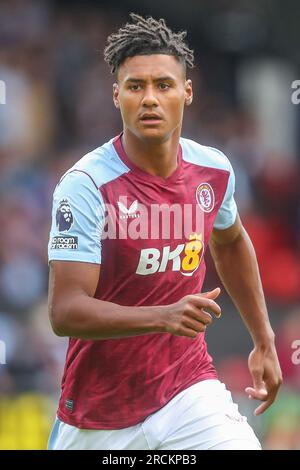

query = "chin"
[
  {"left": 141, "top": 133, "right": 169, "bottom": 144},
  {"left": 137, "top": 128, "right": 171, "bottom": 143}
]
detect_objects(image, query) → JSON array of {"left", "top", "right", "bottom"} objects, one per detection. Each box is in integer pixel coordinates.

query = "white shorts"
[{"left": 48, "top": 380, "right": 261, "bottom": 450}]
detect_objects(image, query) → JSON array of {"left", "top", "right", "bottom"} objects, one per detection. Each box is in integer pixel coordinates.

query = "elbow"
[
  {"left": 48, "top": 303, "right": 69, "bottom": 337},
  {"left": 52, "top": 324, "right": 67, "bottom": 337},
  {"left": 50, "top": 318, "right": 67, "bottom": 337}
]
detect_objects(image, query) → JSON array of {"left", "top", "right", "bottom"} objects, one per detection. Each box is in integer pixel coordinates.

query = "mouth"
[{"left": 139, "top": 115, "right": 163, "bottom": 125}]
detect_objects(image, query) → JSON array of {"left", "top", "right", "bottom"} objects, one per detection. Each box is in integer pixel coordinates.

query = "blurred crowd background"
[{"left": 0, "top": 0, "right": 299, "bottom": 450}]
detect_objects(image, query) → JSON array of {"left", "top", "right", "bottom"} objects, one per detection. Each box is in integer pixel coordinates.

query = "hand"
[
  {"left": 245, "top": 341, "right": 282, "bottom": 415},
  {"left": 163, "top": 287, "right": 221, "bottom": 338}
]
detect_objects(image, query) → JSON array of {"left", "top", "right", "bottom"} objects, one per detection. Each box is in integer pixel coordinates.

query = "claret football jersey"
[{"left": 48, "top": 134, "right": 237, "bottom": 429}]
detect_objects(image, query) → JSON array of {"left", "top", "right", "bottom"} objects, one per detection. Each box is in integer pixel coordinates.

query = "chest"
[{"left": 98, "top": 165, "right": 228, "bottom": 277}]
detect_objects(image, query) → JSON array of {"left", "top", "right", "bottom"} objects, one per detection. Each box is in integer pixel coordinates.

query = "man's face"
[{"left": 113, "top": 54, "right": 193, "bottom": 143}]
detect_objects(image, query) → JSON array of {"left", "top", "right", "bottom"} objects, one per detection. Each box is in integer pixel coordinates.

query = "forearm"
[
  {"left": 49, "top": 295, "right": 164, "bottom": 340},
  {"left": 48, "top": 261, "right": 222, "bottom": 341},
  {"left": 210, "top": 226, "right": 274, "bottom": 346}
]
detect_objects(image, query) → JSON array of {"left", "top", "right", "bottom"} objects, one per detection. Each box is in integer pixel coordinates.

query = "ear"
[
  {"left": 184, "top": 79, "right": 193, "bottom": 106},
  {"left": 113, "top": 83, "right": 120, "bottom": 109}
]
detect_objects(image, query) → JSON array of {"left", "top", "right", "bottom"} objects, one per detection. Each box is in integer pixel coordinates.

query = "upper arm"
[
  {"left": 48, "top": 260, "right": 100, "bottom": 332},
  {"left": 47, "top": 170, "right": 104, "bottom": 332},
  {"left": 210, "top": 214, "right": 242, "bottom": 246}
]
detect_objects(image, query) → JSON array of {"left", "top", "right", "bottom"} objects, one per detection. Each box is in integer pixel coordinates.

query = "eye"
[
  {"left": 129, "top": 84, "right": 142, "bottom": 91},
  {"left": 158, "top": 83, "right": 170, "bottom": 90}
]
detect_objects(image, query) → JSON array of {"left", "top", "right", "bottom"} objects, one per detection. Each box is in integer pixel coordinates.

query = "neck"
[{"left": 122, "top": 128, "right": 181, "bottom": 178}]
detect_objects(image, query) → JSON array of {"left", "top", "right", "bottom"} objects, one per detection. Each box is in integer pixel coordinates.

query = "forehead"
[{"left": 117, "top": 54, "right": 185, "bottom": 82}]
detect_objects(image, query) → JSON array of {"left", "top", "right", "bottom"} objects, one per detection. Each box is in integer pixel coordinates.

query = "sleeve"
[
  {"left": 48, "top": 170, "right": 105, "bottom": 264},
  {"left": 213, "top": 158, "right": 238, "bottom": 230}
]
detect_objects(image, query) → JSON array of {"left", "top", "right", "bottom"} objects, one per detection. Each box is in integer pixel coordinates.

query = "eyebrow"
[{"left": 125, "top": 76, "right": 176, "bottom": 84}]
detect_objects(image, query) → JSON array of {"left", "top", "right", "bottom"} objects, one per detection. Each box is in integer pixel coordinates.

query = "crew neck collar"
[{"left": 113, "top": 133, "right": 183, "bottom": 184}]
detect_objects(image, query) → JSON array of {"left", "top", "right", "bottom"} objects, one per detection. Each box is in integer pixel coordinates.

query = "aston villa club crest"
[
  {"left": 196, "top": 183, "right": 215, "bottom": 213},
  {"left": 56, "top": 199, "right": 74, "bottom": 232}
]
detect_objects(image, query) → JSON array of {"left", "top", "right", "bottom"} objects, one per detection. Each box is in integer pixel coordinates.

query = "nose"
[{"left": 141, "top": 85, "right": 159, "bottom": 107}]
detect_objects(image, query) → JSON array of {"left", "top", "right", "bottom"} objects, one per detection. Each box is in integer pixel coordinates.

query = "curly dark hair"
[{"left": 104, "top": 13, "right": 194, "bottom": 74}]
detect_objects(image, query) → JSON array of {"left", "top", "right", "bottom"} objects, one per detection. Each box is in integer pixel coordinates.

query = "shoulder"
[
  {"left": 180, "top": 137, "right": 233, "bottom": 173},
  {"left": 57, "top": 138, "right": 130, "bottom": 191}
]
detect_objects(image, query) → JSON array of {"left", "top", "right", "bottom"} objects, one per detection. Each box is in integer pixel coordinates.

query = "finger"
[
  {"left": 201, "top": 287, "right": 221, "bottom": 299},
  {"left": 186, "top": 307, "right": 212, "bottom": 325},
  {"left": 252, "top": 379, "right": 281, "bottom": 415},
  {"left": 177, "top": 326, "right": 199, "bottom": 339},
  {"left": 245, "top": 386, "right": 268, "bottom": 401},
  {"left": 189, "top": 296, "right": 221, "bottom": 318},
  {"left": 205, "top": 305, "right": 222, "bottom": 319},
  {"left": 201, "top": 310, "right": 213, "bottom": 323},
  {"left": 182, "top": 317, "right": 208, "bottom": 333},
  {"left": 254, "top": 397, "right": 274, "bottom": 416}
]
